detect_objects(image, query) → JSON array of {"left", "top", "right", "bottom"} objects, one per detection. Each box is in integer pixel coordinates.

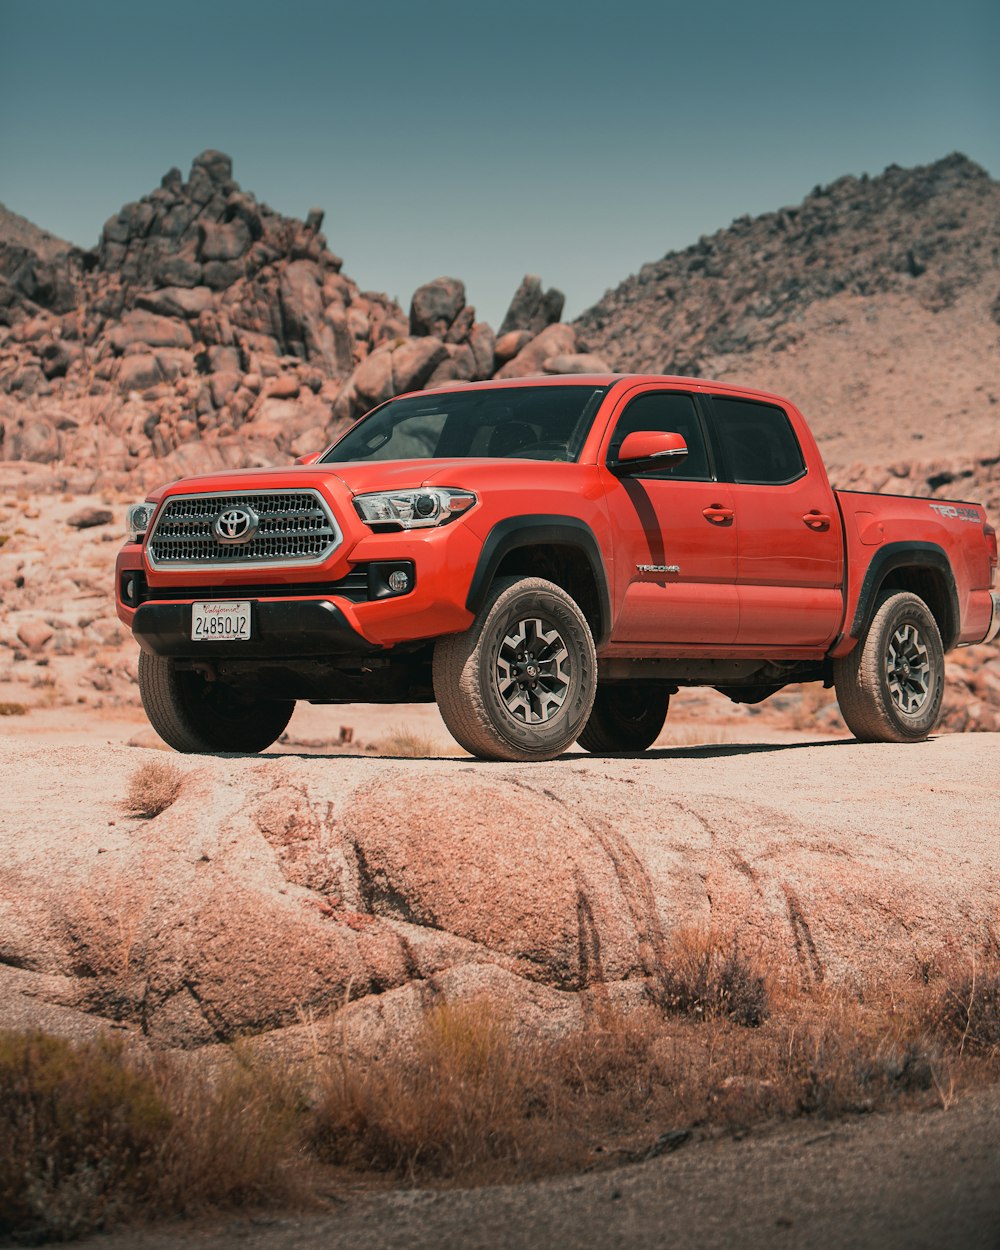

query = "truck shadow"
[
  {"left": 258, "top": 737, "right": 862, "bottom": 763},
  {"left": 593, "top": 738, "right": 860, "bottom": 762}
]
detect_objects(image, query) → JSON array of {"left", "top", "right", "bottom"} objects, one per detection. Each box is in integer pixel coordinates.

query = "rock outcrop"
[
  {"left": 0, "top": 153, "right": 602, "bottom": 490},
  {"left": 1, "top": 736, "right": 997, "bottom": 1055}
]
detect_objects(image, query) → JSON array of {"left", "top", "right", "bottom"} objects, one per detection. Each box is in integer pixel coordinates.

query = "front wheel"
[
  {"left": 577, "top": 682, "right": 670, "bottom": 754},
  {"left": 433, "top": 576, "right": 597, "bottom": 761},
  {"left": 138, "top": 651, "right": 294, "bottom": 753},
  {"left": 833, "top": 591, "right": 944, "bottom": 743}
]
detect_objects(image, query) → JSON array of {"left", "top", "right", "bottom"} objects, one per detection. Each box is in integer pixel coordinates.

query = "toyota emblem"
[{"left": 213, "top": 506, "right": 259, "bottom": 544}]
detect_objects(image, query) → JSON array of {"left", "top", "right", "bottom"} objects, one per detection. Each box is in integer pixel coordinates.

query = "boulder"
[
  {"left": 542, "top": 352, "right": 612, "bottom": 374},
  {"left": 409, "top": 276, "right": 466, "bottom": 337},
  {"left": 135, "top": 286, "right": 215, "bottom": 319},
  {"left": 352, "top": 344, "right": 395, "bottom": 410},
  {"left": 391, "top": 336, "right": 449, "bottom": 393},
  {"left": 198, "top": 220, "right": 251, "bottom": 263},
  {"left": 495, "top": 323, "right": 578, "bottom": 378},
  {"left": 11, "top": 416, "right": 60, "bottom": 462},
  {"left": 494, "top": 329, "right": 532, "bottom": 364},
  {"left": 66, "top": 506, "right": 114, "bottom": 529},
  {"left": 279, "top": 260, "right": 327, "bottom": 357},
  {"left": 153, "top": 253, "right": 203, "bottom": 288},
  {"left": 118, "top": 354, "right": 163, "bottom": 392},
  {"left": 201, "top": 260, "right": 245, "bottom": 290},
  {"left": 16, "top": 620, "right": 54, "bottom": 649},
  {"left": 469, "top": 322, "right": 497, "bottom": 377},
  {"left": 108, "top": 311, "right": 193, "bottom": 353},
  {"left": 499, "top": 274, "right": 565, "bottom": 336}
]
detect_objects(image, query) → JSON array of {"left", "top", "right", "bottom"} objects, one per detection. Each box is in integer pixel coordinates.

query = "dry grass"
[
  {"left": 0, "top": 701, "right": 28, "bottom": 716},
  {"left": 370, "top": 726, "right": 444, "bottom": 757},
  {"left": 310, "top": 999, "right": 537, "bottom": 1177},
  {"left": 0, "top": 1032, "right": 311, "bottom": 1243},
  {"left": 654, "top": 930, "right": 770, "bottom": 1026},
  {"left": 3, "top": 944, "right": 1000, "bottom": 1240},
  {"left": 124, "top": 759, "right": 184, "bottom": 818}
]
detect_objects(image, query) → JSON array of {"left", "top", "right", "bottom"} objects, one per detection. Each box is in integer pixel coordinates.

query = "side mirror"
[
  {"left": 294, "top": 450, "right": 323, "bottom": 466},
  {"left": 612, "top": 430, "right": 688, "bottom": 474}
]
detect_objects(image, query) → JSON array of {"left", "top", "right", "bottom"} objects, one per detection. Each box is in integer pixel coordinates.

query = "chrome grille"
[{"left": 147, "top": 490, "right": 341, "bottom": 569}]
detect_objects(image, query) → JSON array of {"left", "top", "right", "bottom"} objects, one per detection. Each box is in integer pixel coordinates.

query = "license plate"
[{"left": 191, "top": 601, "right": 252, "bottom": 641}]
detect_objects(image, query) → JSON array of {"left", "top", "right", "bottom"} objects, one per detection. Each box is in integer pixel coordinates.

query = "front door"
[{"left": 600, "top": 388, "right": 740, "bottom": 645}]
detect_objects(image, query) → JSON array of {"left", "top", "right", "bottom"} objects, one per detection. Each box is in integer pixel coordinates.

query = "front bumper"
[{"left": 132, "top": 599, "right": 380, "bottom": 658}]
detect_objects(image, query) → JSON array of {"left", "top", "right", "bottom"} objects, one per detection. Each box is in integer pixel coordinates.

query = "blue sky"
[{"left": 2, "top": 0, "right": 997, "bottom": 326}]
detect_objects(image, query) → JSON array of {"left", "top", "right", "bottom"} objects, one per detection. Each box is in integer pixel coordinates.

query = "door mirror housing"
[
  {"left": 612, "top": 430, "right": 689, "bottom": 474},
  {"left": 294, "top": 450, "right": 323, "bottom": 466}
]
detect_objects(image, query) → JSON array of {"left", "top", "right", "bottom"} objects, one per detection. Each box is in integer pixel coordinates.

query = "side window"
[
  {"left": 710, "top": 397, "right": 805, "bottom": 485},
  {"left": 607, "top": 392, "right": 712, "bottom": 480}
]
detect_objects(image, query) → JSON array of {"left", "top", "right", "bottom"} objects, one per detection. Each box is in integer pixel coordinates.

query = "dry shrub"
[
  {"left": 311, "top": 999, "right": 535, "bottom": 1177},
  {"left": 656, "top": 930, "right": 770, "bottom": 1027},
  {"left": 935, "top": 957, "right": 1000, "bottom": 1056},
  {"left": 151, "top": 1046, "right": 309, "bottom": 1212},
  {"left": 0, "top": 1031, "right": 170, "bottom": 1242},
  {"left": 370, "top": 726, "right": 441, "bottom": 758},
  {"left": 772, "top": 992, "right": 943, "bottom": 1117},
  {"left": 0, "top": 1032, "right": 310, "bottom": 1243},
  {"left": 124, "top": 759, "right": 184, "bottom": 818},
  {"left": 0, "top": 701, "right": 28, "bottom": 716}
]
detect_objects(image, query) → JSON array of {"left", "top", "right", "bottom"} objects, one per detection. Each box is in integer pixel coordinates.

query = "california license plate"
[{"left": 191, "top": 601, "right": 252, "bottom": 641}]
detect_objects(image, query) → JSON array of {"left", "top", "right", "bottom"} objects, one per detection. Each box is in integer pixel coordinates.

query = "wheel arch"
[
  {"left": 466, "top": 516, "right": 612, "bottom": 647},
  {"left": 850, "top": 542, "right": 959, "bottom": 651}
]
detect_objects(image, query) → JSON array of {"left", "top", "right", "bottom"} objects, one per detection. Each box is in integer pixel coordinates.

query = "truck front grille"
[{"left": 146, "top": 490, "right": 341, "bottom": 569}]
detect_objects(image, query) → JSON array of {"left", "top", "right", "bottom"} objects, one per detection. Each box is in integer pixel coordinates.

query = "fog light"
[
  {"left": 124, "top": 576, "right": 136, "bottom": 603},
  {"left": 388, "top": 569, "right": 410, "bottom": 593}
]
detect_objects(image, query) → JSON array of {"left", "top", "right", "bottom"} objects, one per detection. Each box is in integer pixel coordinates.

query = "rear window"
[
  {"left": 323, "top": 386, "right": 608, "bottom": 463},
  {"left": 711, "top": 397, "right": 805, "bottom": 485}
]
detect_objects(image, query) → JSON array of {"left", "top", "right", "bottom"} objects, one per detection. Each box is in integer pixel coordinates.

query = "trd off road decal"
[{"left": 929, "top": 503, "right": 980, "bottom": 524}]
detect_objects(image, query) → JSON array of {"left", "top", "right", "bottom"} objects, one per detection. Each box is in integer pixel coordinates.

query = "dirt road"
[{"left": 78, "top": 1086, "right": 1000, "bottom": 1250}]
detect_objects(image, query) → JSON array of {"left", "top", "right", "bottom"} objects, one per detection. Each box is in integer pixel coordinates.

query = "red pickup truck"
[{"left": 115, "top": 374, "right": 1000, "bottom": 761}]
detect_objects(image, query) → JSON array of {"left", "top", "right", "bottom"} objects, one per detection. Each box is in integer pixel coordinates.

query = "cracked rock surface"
[{"left": 1, "top": 734, "right": 997, "bottom": 1056}]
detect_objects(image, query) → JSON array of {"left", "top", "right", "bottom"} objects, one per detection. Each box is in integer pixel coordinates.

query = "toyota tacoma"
[{"left": 115, "top": 375, "right": 1000, "bottom": 760}]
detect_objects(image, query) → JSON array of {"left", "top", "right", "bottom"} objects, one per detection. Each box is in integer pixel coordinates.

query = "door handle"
[
  {"left": 703, "top": 505, "right": 735, "bottom": 524},
  {"left": 803, "top": 511, "right": 831, "bottom": 530}
]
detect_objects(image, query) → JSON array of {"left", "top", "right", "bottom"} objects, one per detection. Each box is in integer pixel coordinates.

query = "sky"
[{"left": 1, "top": 0, "right": 997, "bottom": 328}]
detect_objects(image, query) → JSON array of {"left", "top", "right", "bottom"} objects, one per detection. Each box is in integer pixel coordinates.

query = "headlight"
[
  {"left": 353, "top": 488, "right": 477, "bottom": 530},
  {"left": 126, "top": 502, "right": 155, "bottom": 542}
]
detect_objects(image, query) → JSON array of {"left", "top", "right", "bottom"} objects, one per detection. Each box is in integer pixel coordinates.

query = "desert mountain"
[
  {"left": 576, "top": 153, "right": 1000, "bottom": 510},
  {"left": 0, "top": 201, "right": 73, "bottom": 264}
]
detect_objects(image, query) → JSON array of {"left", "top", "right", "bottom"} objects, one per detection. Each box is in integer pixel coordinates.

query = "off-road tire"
[
  {"left": 433, "top": 576, "right": 597, "bottom": 761},
  {"left": 138, "top": 651, "right": 294, "bottom": 753},
  {"left": 577, "top": 682, "right": 670, "bottom": 754},
  {"left": 833, "top": 591, "right": 944, "bottom": 743}
]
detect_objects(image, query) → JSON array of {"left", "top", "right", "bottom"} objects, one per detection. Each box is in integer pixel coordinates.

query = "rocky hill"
[
  {"left": 0, "top": 151, "right": 598, "bottom": 490},
  {"left": 576, "top": 153, "right": 1000, "bottom": 509},
  {"left": 0, "top": 201, "right": 72, "bottom": 263}
]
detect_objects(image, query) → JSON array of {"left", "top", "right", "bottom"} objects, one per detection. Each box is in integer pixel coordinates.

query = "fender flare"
[
  {"left": 850, "top": 541, "right": 960, "bottom": 650},
  {"left": 466, "top": 515, "right": 612, "bottom": 647}
]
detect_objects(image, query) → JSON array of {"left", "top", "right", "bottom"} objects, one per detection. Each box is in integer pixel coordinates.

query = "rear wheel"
[
  {"left": 138, "top": 651, "right": 294, "bottom": 753},
  {"left": 577, "top": 682, "right": 670, "bottom": 754},
  {"left": 433, "top": 576, "right": 597, "bottom": 761},
  {"left": 833, "top": 591, "right": 944, "bottom": 743}
]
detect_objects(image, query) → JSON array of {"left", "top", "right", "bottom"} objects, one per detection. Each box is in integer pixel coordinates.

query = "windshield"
[{"left": 321, "top": 385, "right": 608, "bottom": 464}]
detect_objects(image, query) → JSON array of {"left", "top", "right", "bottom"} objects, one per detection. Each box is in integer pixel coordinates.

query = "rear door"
[
  {"left": 706, "top": 394, "right": 844, "bottom": 647},
  {"left": 599, "top": 386, "right": 739, "bottom": 645}
]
